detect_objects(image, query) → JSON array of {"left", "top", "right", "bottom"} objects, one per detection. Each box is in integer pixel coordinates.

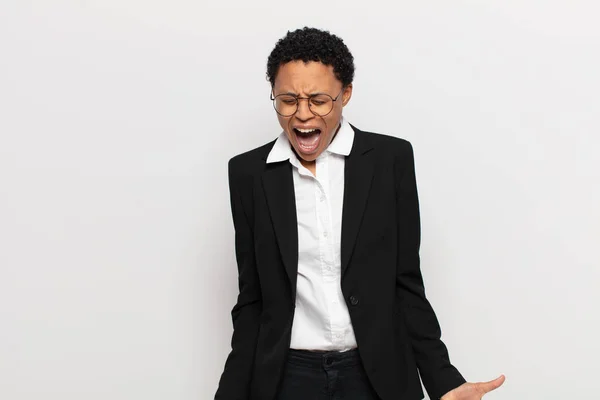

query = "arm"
[
  {"left": 394, "top": 141, "right": 466, "bottom": 400},
  {"left": 214, "top": 158, "right": 262, "bottom": 400}
]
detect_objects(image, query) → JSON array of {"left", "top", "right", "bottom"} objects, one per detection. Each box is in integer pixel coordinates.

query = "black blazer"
[{"left": 215, "top": 125, "right": 465, "bottom": 400}]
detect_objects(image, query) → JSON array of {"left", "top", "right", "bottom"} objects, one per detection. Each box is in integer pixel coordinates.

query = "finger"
[{"left": 479, "top": 375, "right": 506, "bottom": 393}]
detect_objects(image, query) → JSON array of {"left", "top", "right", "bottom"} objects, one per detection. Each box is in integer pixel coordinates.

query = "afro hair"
[{"left": 266, "top": 27, "right": 355, "bottom": 88}]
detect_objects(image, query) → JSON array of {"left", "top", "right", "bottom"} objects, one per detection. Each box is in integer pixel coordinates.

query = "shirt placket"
[{"left": 315, "top": 154, "right": 345, "bottom": 348}]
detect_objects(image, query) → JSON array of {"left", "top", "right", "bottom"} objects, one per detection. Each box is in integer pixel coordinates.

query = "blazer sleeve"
[
  {"left": 394, "top": 141, "right": 466, "bottom": 400},
  {"left": 214, "top": 158, "right": 262, "bottom": 400}
]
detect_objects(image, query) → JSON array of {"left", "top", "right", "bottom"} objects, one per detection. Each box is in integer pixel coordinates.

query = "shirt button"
[{"left": 323, "top": 231, "right": 328, "bottom": 237}]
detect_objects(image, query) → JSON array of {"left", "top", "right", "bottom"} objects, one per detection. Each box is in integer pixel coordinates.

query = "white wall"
[{"left": 1, "top": 1, "right": 598, "bottom": 399}]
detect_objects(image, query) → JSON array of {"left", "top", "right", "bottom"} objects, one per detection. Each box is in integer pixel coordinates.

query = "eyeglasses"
[{"left": 270, "top": 88, "right": 344, "bottom": 117}]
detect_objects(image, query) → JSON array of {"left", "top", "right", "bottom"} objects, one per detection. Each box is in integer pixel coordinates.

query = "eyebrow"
[{"left": 278, "top": 91, "right": 328, "bottom": 96}]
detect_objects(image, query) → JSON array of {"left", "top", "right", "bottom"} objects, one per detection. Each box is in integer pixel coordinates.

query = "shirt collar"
[{"left": 266, "top": 116, "right": 355, "bottom": 164}]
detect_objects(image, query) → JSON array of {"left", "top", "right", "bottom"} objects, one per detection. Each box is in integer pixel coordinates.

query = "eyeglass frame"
[{"left": 269, "top": 87, "right": 345, "bottom": 117}]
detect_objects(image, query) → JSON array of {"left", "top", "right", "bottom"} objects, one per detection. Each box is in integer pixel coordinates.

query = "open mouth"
[{"left": 293, "top": 127, "right": 322, "bottom": 154}]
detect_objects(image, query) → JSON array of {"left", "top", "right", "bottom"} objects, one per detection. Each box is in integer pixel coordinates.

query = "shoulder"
[
  {"left": 228, "top": 139, "right": 276, "bottom": 179},
  {"left": 351, "top": 125, "right": 415, "bottom": 159}
]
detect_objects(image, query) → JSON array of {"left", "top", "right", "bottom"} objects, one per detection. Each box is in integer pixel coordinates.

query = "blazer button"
[{"left": 349, "top": 295, "right": 359, "bottom": 306}]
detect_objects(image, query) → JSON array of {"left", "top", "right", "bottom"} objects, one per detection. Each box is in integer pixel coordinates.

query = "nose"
[{"left": 295, "top": 98, "right": 314, "bottom": 121}]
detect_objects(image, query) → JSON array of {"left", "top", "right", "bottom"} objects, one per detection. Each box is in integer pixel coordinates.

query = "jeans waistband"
[{"left": 287, "top": 348, "right": 361, "bottom": 369}]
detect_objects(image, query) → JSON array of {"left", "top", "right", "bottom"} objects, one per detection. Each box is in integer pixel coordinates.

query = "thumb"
[{"left": 478, "top": 375, "right": 506, "bottom": 393}]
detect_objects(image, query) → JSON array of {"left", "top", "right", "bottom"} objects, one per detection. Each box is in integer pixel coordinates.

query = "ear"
[{"left": 342, "top": 84, "right": 353, "bottom": 106}]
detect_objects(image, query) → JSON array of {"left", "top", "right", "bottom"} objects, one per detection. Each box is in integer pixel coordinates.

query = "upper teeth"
[{"left": 297, "top": 128, "right": 317, "bottom": 133}]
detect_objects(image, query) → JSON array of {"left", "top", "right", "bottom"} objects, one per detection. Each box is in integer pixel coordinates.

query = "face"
[{"left": 272, "top": 61, "right": 352, "bottom": 163}]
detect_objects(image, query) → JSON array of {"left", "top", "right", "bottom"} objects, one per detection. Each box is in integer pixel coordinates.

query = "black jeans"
[{"left": 276, "top": 349, "right": 381, "bottom": 400}]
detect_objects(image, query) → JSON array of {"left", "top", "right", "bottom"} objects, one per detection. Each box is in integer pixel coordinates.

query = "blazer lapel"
[
  {"left": 261, "top": 126, "right": 373, "bottom": 293},
  {"left": 341, "top": 127, "right": 375, "bottom": 277},
  {"left": 262, "top": 161, "right": 299, "bottom": 298}
]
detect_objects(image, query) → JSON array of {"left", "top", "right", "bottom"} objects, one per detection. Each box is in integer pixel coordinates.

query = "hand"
[{"left": 440, "top": 375, "right": 505, "bottom": 400}]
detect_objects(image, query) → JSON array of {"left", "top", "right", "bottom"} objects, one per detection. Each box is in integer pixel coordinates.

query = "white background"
[{"left": 1, "top": 1, "right": 599, "bottom": 399}]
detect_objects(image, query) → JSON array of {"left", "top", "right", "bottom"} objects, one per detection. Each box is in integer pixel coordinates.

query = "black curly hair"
[{"left": 266, "top": 27, "right": 355, "bottom": 88}]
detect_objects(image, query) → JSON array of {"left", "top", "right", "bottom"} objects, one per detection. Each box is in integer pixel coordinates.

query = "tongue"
[{"left": 296, "top": 132, "right": 320, "bottom": 153}]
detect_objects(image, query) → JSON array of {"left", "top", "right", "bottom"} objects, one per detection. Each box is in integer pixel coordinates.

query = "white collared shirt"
[{"left": 266, "top": 117, "right": 358, "bottom": 351}]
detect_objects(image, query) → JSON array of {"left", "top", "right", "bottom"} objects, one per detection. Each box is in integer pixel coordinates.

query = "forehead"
[{"left": 274, "top": 61, "right": 340, "bottom": 93}]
